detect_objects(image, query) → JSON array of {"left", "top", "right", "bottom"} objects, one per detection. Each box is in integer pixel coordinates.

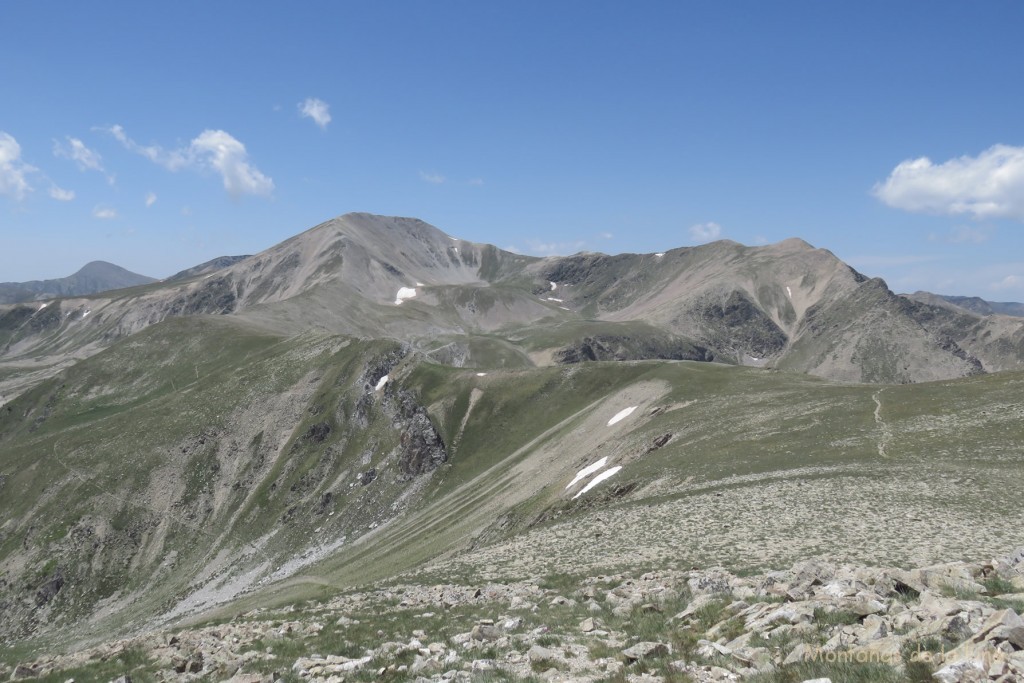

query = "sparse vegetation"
[{"left": 2, "top": 215, "right": 1024, "bottom": 682}]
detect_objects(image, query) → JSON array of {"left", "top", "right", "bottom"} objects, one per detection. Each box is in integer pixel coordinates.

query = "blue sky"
[{"left": 2, "top": 1, "right": 1024, "bottom": 298}]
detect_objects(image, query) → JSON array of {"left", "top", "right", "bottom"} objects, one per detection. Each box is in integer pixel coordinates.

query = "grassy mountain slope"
[{"left": 3, "top": 308, "right": 1023, "bottom": 652}]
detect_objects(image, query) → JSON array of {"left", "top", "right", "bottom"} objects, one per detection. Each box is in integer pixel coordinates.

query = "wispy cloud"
[
  {"left": 689, "top": 221, "right": 722, "bottom": 243},
  {"left": 104, "top": 125, "right": 273, "bottom": 198},
  {"left": 847, "top": 253, "right": 943, "bottom": 268},
  {"left": 298, "top": 97, "right": 331, "bottom": 129},
  {"left": 598, "top": 231, "right": 613, "bottom": 240},
  {"left": 0, "top": 132, "right": 35, "bottom": 200},
  {"left": 145, "top": 191, "right": 157, "bottom": 207},
  {"left": 873, "top": 144, "right": 1024, "bottom": 221},
  {"left": 511, "top": 239, "right": 588, "bottom": 256},
  {"left": 53, "top": 136, "right": 112, "bottom": 183},
  {"left": 928, "top": 225, "right": 991, "bottom": 244},
  {"left": 49, "top": 186, "right": 75, "bottom": 201},
  {"left": 419, "top": 171, "right": 446, "bottom": 184},
  {"left": 92, "top": 205, "right": 117, "bottom": 219},
  {"left": 104, "top": 124, "right": 189, "bottom": 170},
  {"left": 467, "top": 178, "right": 484, "bottom": 186},
  {"left": 991, "top": 275, "right": 1023, "bottom": 292}
]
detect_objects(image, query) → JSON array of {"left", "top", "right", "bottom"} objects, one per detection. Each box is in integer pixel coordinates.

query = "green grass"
[
  {"left": 812, "top": 607, "right": 863, "bottom": 628},
  {"left": 983, "top": 575, "right": 1017, "bottom": 596},
  {"left": 30, "top": 646, "right": 155, "bottom": 683}
]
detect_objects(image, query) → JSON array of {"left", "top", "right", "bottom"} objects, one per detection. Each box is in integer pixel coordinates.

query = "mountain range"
[
  {"left": 1, "top": 213, "right": 1023, "bottom": 680},
  {"left": 2, "top": 213, "right": 1024, "bottom": 396},
  {"left": 0, "top": 261, "right": 155, "bottom": 305}
]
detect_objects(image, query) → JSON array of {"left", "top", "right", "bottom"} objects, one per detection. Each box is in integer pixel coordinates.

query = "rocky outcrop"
[
  {"left": 698, "top": 290, "right": 788, "bottom": 359},
  {"left": 9, "top": 549, "right": 1024, "bottom": 682},
  {"left": 553, "top": 334, "right": 713, "bottom": 364},
  {"left": 394, "top": 390, "right": 447, "bottom": 479},
  {"left": 166, "top": 276, "right": 239, "bottom": 316}
]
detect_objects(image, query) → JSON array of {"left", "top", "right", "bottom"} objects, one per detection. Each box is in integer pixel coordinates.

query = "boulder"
[
  {"left": 469, "top": 624, "right": 502, "bottom": 642},
  {"left": 621, "top": 641, "right": 670, "bottom": 662},
  {"left": 973, "top": 609, "right": 1024, "bottom": 648},
  {"left": 933, "top": 660, "right": 987, "bottom": 683},
  {"left": 527, "top": 645, "right": 562, "bottom": 664}
]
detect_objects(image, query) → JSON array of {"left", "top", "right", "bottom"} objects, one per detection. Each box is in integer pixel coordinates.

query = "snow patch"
[
  {"left": 38, "top": 303, "right": 48, "bottom": 311},
  {"left": 654, "top": 253, "right": 665, "bottom": 258},
  {"left": 448, "top": 235, "right": 457, "bottom": 241},
  {"left": 565, "top": 456, "right": 608, "bottom": 490},
  {"left": 572, "top": 466, "right": 623, "bottom": 499},
  {"left": 607, "top": 406, "right": 637, "bottom": 426},
  {"left": 416, "top": 281, "right": 425, "bottom": 287},
  {"left": 375, "top": 375, "right": 389, "bottom": 391},
  {"left": 82, "top": 309, "right": 91, "bottom": 318},
  {"left": 546, "top": 297, "right": 563, "bottom": 302},
  {"left": 550, "top": 281, "right": 557, "bottom": 291},
  {"left": 394, "top": 287, "right": 417, "bottom": 305},
  {"left": 786, "top": 286, "right": 792, "bottom": 298},
  {"left": 476, "top": 372, "right": 487, "bottom": 377},
  {"left": 559, "top": 306, "right": 571, "bottom": 311}
]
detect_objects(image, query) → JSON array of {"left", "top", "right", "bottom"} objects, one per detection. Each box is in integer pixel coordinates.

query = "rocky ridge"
[
  {"left": 6, "top": 214, "right": 1024, "bottom": 398},
  {"left": 5, "top": 549, "right": 1023, "bottom": 682}
]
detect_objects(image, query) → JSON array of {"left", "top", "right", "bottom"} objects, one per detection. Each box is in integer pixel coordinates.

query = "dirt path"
[{"left": 872, "top": 388, "right": 891, "bottom": 457}]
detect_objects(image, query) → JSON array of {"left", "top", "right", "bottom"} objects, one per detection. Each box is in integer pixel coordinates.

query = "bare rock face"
[
  {"left": 166, "top": 276, "right": 239, "bottom": 316},
  {"left": 395, "top": 391, "right": 447, "bottom": 479},
  {"left": 698, "top": 290, "right": 788, "bottom": 359},
  {"left": 552, "top": 334, "right": 712, "bottom": 364},
  {"left": 33, "top": 572, "right": 64, "bottom": 607}
]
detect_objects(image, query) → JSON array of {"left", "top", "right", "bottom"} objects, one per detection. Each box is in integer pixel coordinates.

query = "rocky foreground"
[{"left": 4, "top": 550, "right": 1024, "bottom": 683}]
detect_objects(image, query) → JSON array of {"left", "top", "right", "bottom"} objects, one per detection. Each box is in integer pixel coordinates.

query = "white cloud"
[
  {"left": 49, "top": 186, "right": 75, "bottom": 201},
  {"left": 873, "top": 144, "right": 1024, "bottom": 221},
  {"left": 145, "top": 191, "right": 157, "bottom": 207},
  {"left": 104, "top": 124, "right": 193, "bottom": 171},
  {"left": 191, "top": 130, "right": 274, "bottom": 197},
  {"left": 991, "top": 275, "right": 1023, "bottom": 292},
  {"left": 53, "top": 136, "right": 106, "bottom": 175},
  {"left": 689, "top": 221, "right": 722, "bottom": 243},
  {"left": 419, "top": 171, "right": 446, "bottom": 184},
  {"left": 0, "top": 132, "right": 35, "bottom": 200},
  {"left": 298, "top": 97, "right": 331, "bottom": 129},
  {"left": 468, "top": 178, "right": 484, "bottom": 186},
  {"left": 105, "top": 125, "right": 273, "bottom": 198},
  {"left": 93, "top": 205, "right": 117, "bottom": 219},
  {"left": 598, "top": 231, "right": 613, "bottom": 240}
]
